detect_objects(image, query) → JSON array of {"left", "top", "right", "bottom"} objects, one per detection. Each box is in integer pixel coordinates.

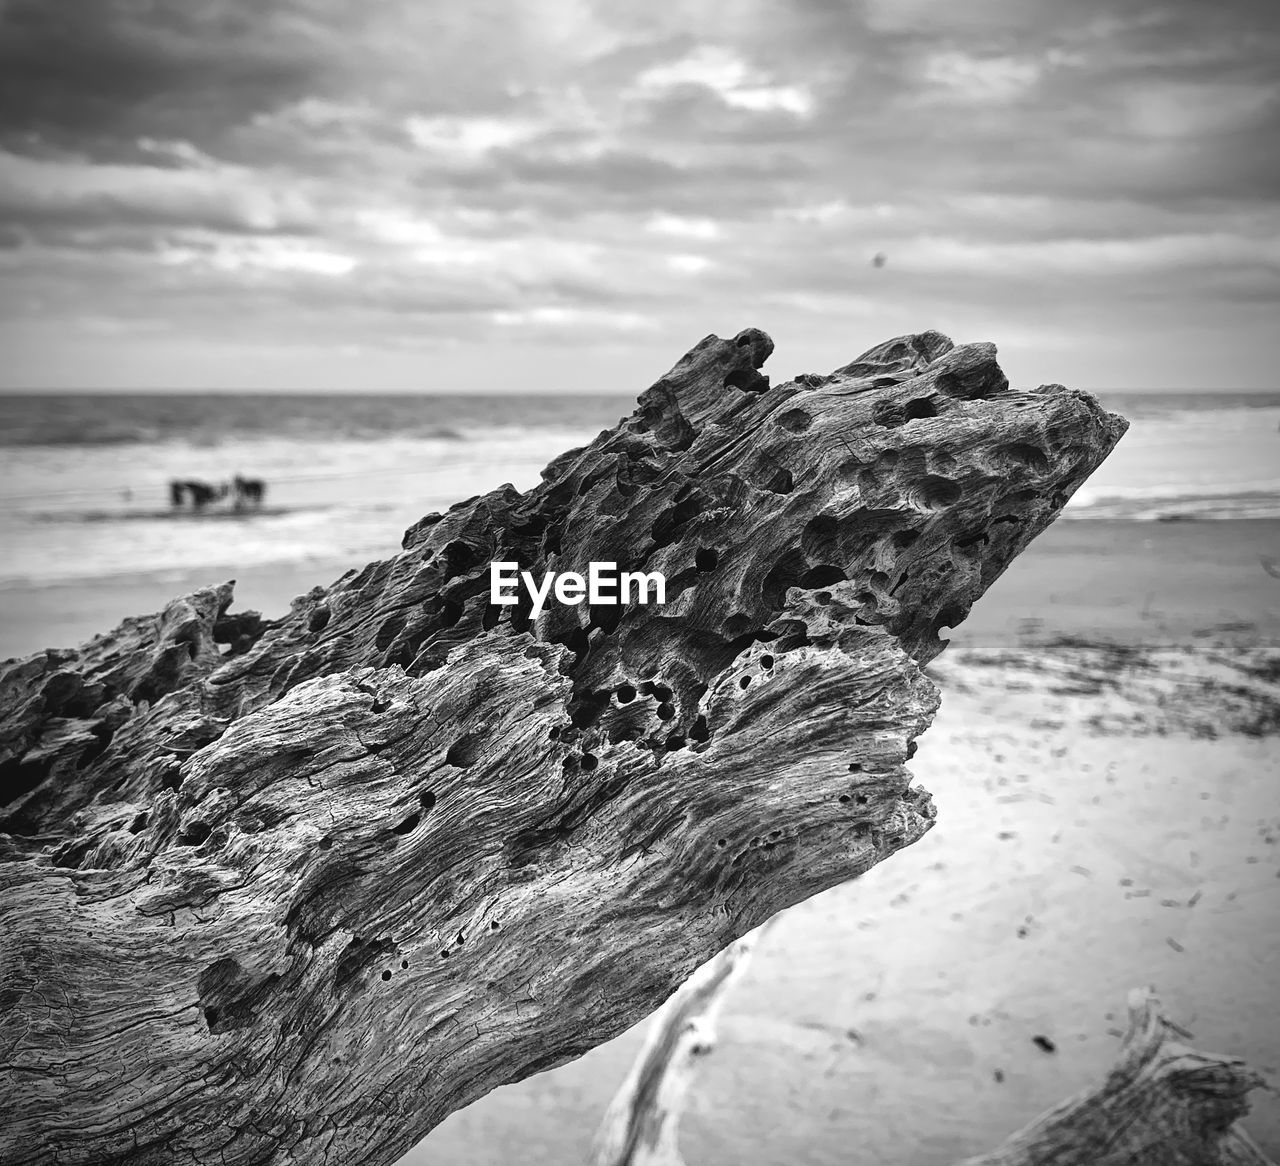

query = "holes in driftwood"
[
  {"left": 954, "top": 528, "right": 990, "bottom": 550},
  {"left": 178, "top": 821, "right": 212, "bottom": 846},
  {"left": 570, "top": 689, "right": 610, "bottom": 730},
  {"left": 589, "top": 602, "right": 623, "bottom": 635},
  {"left": 665, "top": 734, "right": 686, "bottom": 752},
  {"left": 762, "top": 464, "right": 793, "bottom": 494},
  {"left": 438, "top": 598, "right": 464, "bottom": 628},
  {"left": 933, "top": 603, "right": 966, "bottom": 643},
  {"left": 420, "top": 790, "right": 437, "bottom": 812},
  {"left": 690, "top": 715, "right": 710, "bottom": 743},
  {"left": 581, "top": 752, "right": 599, "bottom": 771},
  {"left": 334, "top": 936, "right": 395, "bottom": 994},
  {"left": 308, "top": 606, "right": 331, "bottom": 633},
  {"left": 129, "top": 812, "right": 149, "bottom": 834},
  {"left": 874, "top": 397, "right": 937, "bottom": 428},
  {"left": 615, "top": 683, "right": 637, "bottom": 704},
  {"left": 640, "top": 680, "right": 673, "bottom": 703},
  {"left": 199, "top": 957, "right": 282, "bottom": 1032},
  {"left": 490, "top": 920, "right": 501, "bottom": 931},
  {"left": 656, "top": 702, "right": 675, "bottom": 722},
  {"left": 482, "top": 602, "right": 501, "bottom": 631},
  {"left": 892, "top": 528, "right": 921, "bottom": 549},
  {"left": 761, "top": 550, "right": 807, "bottom": 610},
  {"left": 799, "top": 564, "right": 846, "bottom": 589},
  {"left": 998, "top": 442, "right": 1050, "bottom": 473},
  {"left": 381, "top": 970, "right": 392, "bottom": 981},
  {"left": 652, "top": 492, "right": 706, "bottom": 550},
  {"left": 695, "top": 547, "right": 718, "bottom": 572},
  {"left": 446, "top": 736, "right": 479, "bottom": 768},
  {"left": 391, "top": 812, "right": 420, "bottom": 836},
  {"left": 760, "top": 654, "right": 774, "bottom": 670},
  {"left": 559, "top": 626, "right": 591, "bottom": 670},
  {"left": 775, "top": 408, "right": 811, "bottom": 433},
  {"left": 739, "top": 676, "right": 751, "bottom": 690},
  {"left": 908, "top": 475, "right": 962, "bottom": 511},
  {"left": 370, "top": 696, "right": 390, "bottom": 714},
  {"left": 401, "top": 958, "right": 410, "bottom": 968},
  {"left": 318, "top": 837, "right": 333, "bottom": 850},
  {"left": 440, "top": 540, "right": 478, "bottom": 580},
  {"left": 848, "top": 762, "right": 862, "bottom": 772}
]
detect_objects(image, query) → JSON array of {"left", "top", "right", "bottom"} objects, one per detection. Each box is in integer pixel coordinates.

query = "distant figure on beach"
[
  {"left": 232, "top": 475, "right": 266, "bottom": 510},
  {"left": 186, "top": 480, "right": 222, "bottom": 511},
  {"left": 168, "top": 479, "right": 224, "bottom": 511}
]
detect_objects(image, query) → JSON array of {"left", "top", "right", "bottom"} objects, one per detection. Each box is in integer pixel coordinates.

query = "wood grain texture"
[{"left": 0, "top": 329, "right": 1126, "bottom": 1166}]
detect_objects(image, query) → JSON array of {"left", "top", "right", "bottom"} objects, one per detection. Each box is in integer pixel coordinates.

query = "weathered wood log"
[{"left": 0, "top": 329, "right": 1126, "bottom": 1166}]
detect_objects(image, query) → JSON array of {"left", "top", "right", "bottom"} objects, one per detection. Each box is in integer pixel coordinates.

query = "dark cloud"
[{"left": 0, "top": 0, "right": 344, "bottom": 150}]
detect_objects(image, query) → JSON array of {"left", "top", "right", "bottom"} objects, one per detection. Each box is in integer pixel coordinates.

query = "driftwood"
[
  {"left": 592, "top": 920, "right": 775, "bottom": 1166},
  {"left": 596, "top": 959, "right": 1274, "bottom": 1166},
  {"left": 957, "top": 989, "right": 1274, "bottom": 1166},
  {"left": 0, "top": 329, "right": 1127, "bottom": 1166}
]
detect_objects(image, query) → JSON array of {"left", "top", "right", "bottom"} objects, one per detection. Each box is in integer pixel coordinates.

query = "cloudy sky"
[{"left": 0, "top": 0, "right": 1277, "bottom": 392}]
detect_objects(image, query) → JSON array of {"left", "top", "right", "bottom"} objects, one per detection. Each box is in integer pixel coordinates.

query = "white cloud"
[
  {"left": 919, "top": 51, "right": 1043, "bottom": 102},
  {"left": 0, "top": 148, "right": 316, "bottom": 233},
  {"left": 666, "top": 253, "right": 712, "bottom": 274},
  {"left": 158, "top": 235, "right": 356, "bottom": 276},
  {"left": 636, "top": 45, "right": 750, "bottom": 94},
  {"left": 404, "top": 115, "right": 537, "bottom": 159},
  {"left": 646, "top": 213, "right": 720, "bottom": 240},
  {"left": 723, "top": 85, "right": 813, "bottom": 116},
  {"left": 491, "top": 305, "right": 654, "bottom": 331},
  {"left": 776, "top": 201, "right": 897, "bottom": 225},
  {"left": 634, "top": 45, "right": 814, "bottom": 118}
]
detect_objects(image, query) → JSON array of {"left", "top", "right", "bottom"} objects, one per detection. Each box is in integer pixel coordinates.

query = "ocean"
[{"left": 1, "top": 389, "right": 1278, "bottom": 595}]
